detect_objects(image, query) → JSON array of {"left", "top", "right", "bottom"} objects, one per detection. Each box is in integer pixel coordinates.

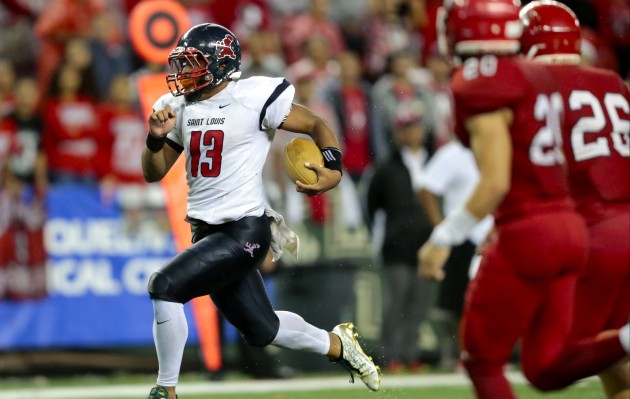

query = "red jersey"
[
  {"left": 452, "top": 56, "right": 572, "bottom": 224},
  {"left": 0, "top": 118, "right": 18, "bottom": 163},
  {"left": 42, "top": 96, "right": 100, "bottom": 175},
  {"left": 98, "top": 104, "right": 146, "bottom": 183},
  {"left": 340, "top": 86, "right": 371, "bottom": 175},
  {"left": 549, "top": 65, "right": 630, "bottom": 224}
]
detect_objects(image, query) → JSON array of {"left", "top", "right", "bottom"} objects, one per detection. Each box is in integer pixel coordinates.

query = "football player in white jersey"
[{"left": 141, "top": 23, "right": 381, "bottom": 399}]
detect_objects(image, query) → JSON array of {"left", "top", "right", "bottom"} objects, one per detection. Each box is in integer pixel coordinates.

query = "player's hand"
[
  {"left": 149, "top": 105, "right": 177, "bottom": 138},
  {"left": 295, "top": 162, "right": 342, "bottom": 196},
  {"left": 417, "top": 242, "right": 451, "bottom": 281}
]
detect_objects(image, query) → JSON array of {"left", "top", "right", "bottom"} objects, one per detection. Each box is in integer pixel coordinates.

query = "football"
[{"left": 283, "top": 137, "right": 324, "bottom": 185}]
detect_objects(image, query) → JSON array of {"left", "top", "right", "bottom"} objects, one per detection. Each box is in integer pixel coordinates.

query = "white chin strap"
[{"left": 227, "top": 70, "right": 242, "bottom": 81}]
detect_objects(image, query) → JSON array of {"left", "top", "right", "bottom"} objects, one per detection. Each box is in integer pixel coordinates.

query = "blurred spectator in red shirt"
[
  {"left": 34, "top": 0, "right": 105, "bottom": 96},
  {"left": 326, "top": 51, "right": 375, "bottom": 183},
  {"left": 0, "top": 59, "right": 15, "bottom": 118},
  {"left": 43, "top": 65, "right": 101, "bottom": 184},
  {"left": 279, "top": 0, "right": 346, "bottom": 65},
  {"left": 97, "top": 75, "right": 146, "bottom": 184}
]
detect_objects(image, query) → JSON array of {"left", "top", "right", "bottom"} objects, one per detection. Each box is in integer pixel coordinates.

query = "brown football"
[{"left": 283, "top": 138, "right": 324, "bottom": 185}]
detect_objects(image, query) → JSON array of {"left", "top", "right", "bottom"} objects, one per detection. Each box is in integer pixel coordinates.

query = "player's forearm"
[
  {"left": 307, "top": 116, "right": 340, "bottom": 150},
  {"left": 463, "top": 178, "right": 507, "bottom": 220},
  {"left": 142, "top": 148, "right": 169, "bottom": 182}
]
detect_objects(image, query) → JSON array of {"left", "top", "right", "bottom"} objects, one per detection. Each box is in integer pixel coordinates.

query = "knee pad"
[{"left": 147, "top": 272, "right": 172, "bottom": 300}]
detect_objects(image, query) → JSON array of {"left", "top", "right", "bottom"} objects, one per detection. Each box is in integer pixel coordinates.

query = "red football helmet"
[
  {"left": 519, "top": 0, "right": 581, "bottom": 64},
  {"left": 438, "top": 0, "right": 523, "bottom": 60}
]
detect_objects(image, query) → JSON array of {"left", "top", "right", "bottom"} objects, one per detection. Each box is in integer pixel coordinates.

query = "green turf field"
[
  {"left": 114, "top": 384, "right": 601, "bottom": 399},
  {"left": 0, "top": 372, "right": 604, "bottom": 399}
]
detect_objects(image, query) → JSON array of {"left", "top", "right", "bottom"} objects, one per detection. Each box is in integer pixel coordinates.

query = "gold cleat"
[{"left": 332, "top": 322, "right": 382, "bottom": 391}]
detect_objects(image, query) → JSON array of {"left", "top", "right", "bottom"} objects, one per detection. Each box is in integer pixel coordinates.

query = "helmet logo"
[{"left": 216, "top": 34, "right": 236, "bottom": 60}]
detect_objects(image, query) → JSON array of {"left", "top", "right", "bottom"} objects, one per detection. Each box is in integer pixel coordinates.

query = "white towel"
[{"left": 264, "top": 205, "right": 300, "bottom": 262}]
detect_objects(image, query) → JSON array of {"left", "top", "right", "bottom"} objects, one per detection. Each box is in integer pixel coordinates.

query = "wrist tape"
[
  {"left": 146, "top": 133, "right": 166, "bottom": 152},
  {"left": 429, "top": 207, "right": 479, "bottom": 248}
]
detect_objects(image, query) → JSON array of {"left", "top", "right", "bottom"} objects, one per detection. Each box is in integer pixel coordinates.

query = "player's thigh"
[
  {"left": 573, "top": 213, "right": 630, "bottom": 336},
  {"left": 520, "top": 273, "right": 577, "bottom": 375},
  {"left": 149, "top": 216, "right": 271, "bottom": 303},
  {"left": 211, "top": 270, "right": 279, "bottom": 347},
  {"left": 462, "top": 244, "right": 543, "bottom": 364},
  {"left": 462, "top": 213, "right": 586, "bottom": 364},
  {"left": 498, "top": 212, "right": 587, "bottom": 279}
]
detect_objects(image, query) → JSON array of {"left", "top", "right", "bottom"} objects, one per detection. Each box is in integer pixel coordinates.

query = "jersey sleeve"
[
  {"left": 152, "top": 93, "right": 184, "bottom": 152},
  {"left": 258, "top": 78, "right": 295, "bottom": 130}
]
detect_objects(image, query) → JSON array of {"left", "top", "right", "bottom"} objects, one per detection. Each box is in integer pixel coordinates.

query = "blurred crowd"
[{"left": 0, "top": 0, "right": 628, "bottom": 374}]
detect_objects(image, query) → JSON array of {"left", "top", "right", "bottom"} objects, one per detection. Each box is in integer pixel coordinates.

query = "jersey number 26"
[{"left": 569, "top": 91, "right": 629, "bottom": 162}]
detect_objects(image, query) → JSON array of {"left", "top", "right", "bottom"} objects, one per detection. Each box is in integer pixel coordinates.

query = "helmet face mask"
[
  {"left": 167, "top": 47, "right": 212, "bottom": 96},
  {"left": 166, "top": 23, "right": 242, "bottom": 97}
]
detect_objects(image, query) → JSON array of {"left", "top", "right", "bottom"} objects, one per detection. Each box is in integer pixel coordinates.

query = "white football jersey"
[{"left": 153, "top": 76, "right": 295, "bottom": 224}]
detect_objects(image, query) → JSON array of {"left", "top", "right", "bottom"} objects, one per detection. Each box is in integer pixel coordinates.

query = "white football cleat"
[{"left": 332, "top": 322, "right": 382, "bottom": 391}]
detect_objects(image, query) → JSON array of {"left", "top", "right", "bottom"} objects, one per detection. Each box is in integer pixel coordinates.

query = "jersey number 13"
[{"left": 190, "top": 130, "right": 225, "bottom": 177}]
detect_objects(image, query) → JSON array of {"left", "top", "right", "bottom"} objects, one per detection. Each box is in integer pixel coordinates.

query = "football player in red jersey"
[
  {"left": 520, "top": 2, "right": 630, "bottom": 398},
  {"left": 418, "top": 0, "right": 630, "bottom": 398}
]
